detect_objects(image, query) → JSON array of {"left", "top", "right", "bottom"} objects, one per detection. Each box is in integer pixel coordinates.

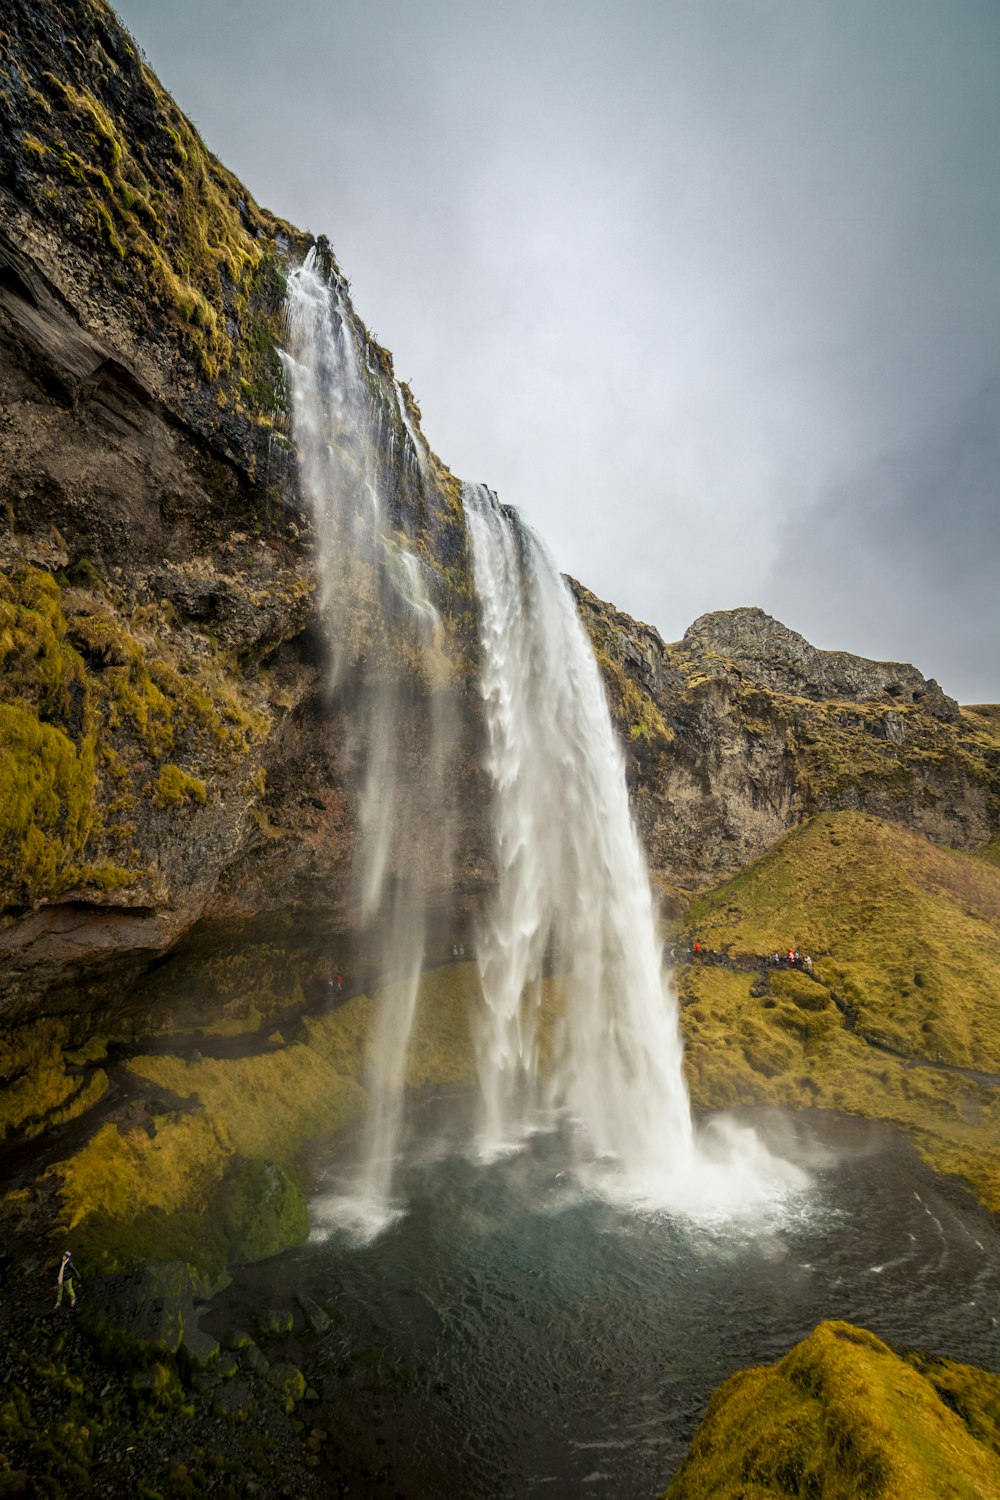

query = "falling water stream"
[
  {"left": 283, "top": 250, "right": 450, "bottom": 1232},
  {"left": 284, "top": 248, "right": 807, "bottom": 1233},
  {"left": 463, "top": 483, "right": 801, "bottom": 1213}
]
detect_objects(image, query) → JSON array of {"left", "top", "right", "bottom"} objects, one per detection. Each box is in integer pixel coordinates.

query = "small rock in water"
[
  {"left": 258, "top": 1307, "right": 294, "bottom": 1338},
  {"left": 296, "top": 1292, "right": 330, "bottom": 1334}
]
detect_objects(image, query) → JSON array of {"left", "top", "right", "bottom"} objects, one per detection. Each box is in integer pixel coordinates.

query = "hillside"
[{"left": 676, "top": 810, "right": 1000, "bottom": 1207}]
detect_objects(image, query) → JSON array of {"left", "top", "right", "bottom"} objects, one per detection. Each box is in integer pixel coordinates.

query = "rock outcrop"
[
  {"left": 665, "top": 1320, "right": 1000, "bottom": 1500},
  {"left": 575, "top": 586, "right": 998, "bottom": 907}
]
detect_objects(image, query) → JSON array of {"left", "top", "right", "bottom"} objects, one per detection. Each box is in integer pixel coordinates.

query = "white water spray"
[{"left": 464, "top": 483, "right": 804, "bottom": 1214}]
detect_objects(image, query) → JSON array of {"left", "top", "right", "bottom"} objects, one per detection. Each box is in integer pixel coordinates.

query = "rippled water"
[{"left": 216, "top": 1104, "right": 1000, "bottom": 1498}]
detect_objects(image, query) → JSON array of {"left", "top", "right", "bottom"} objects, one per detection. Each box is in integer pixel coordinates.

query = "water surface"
[{"left": 215, "top": 1105, "right": 1000, "bottom": 1498}]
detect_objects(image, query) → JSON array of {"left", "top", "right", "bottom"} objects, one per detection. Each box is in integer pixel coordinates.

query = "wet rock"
[
  {"left": 267, "top": 1361, "right": 306, "bottom": 1414},
  {"left": 239, "top": 1342, "right": 269, "bottom": 1377},
  {"left": 84, "top": 1259, "right": 202, "bottom": 1357},
  {"left": 258, "top": 1308, "right": 294, "bottom": 1338},
  {"left": 211, "top": 1379, "right": 252, "bottom": 1422},
  {"left": 296, "top": 1292, "right": 331, "bottom": 1334},
  {"left": 222, "top": 1159, "right": 309, "bottom": 1264},
  {"left": 223, "top": 1326, "right": 254, "bottom": 1351},
  {"left": 181, "top": 1321, "right": 220, "bottom": 1370}
]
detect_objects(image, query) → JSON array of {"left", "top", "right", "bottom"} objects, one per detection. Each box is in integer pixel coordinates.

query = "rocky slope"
[{"left": 576, "top": 586, "right": 999, "bottom": 909}]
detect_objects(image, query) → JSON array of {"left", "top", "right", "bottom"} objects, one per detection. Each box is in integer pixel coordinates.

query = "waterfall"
[
  {"left": 284, "top": 247, "right": 801, "bottom": 1234},
  {"left": 463, "top": 483, "right": 803, "bottom": 1212},
  {"left": 283, "top": 249, "right": 449, "bottom": 1235}
]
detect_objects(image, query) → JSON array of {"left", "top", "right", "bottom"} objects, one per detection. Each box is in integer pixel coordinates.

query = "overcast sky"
[{"left": 112, "top": 0, "right": 1000, "bottom": 703}]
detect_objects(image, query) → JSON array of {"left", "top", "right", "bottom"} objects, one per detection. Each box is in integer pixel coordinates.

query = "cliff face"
[
  {"left": 1, "top": 0, "right": 998, "bottom": 1022},
  {"left": 0, "top": 0, "right": 484, "bottom": 1016}
]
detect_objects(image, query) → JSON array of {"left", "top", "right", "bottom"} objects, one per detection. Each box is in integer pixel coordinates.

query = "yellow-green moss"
[
  {"left": 0, "top": 704, "right": 96, "bottom": 902},
  {"left": 46, "top": 1114, "right": 235, "bottom": 1278},
  {"left": 0, "top": 563, "right": 271, "bottom": 906},
  {"left": 153, "top": 764, "right": 207, "bottom": 807},
  {"left": 0, "top": 1018, "right": 107, "bottom": 1139},
  {"left": 665, "top": 1320, "right": 1000, "bottom": 1499},
  {"left": 679, "top": 811, "right": 1000, "bottom": 1207},
  {"left": 126, "top": 1045, "right": 366, "bottom": 1162}
]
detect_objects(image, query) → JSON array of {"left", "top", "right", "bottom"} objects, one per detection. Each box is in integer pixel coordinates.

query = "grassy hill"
[{"left": 678, "top": 810, "right": 1000, "bottom": 1208}]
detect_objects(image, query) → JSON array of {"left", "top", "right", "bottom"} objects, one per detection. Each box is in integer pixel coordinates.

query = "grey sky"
[{"left": 111, "top": 0, "right": 1000, "bottom": 702}]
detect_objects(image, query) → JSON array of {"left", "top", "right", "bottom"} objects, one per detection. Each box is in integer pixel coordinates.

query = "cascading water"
[
  {"left": 283, "top": 248, "right": 450, "bottom": 1234},
  {"left": 463, "top": 482, "right": 803, "bottom": 1212},
  {"left": 284, "top": 246, "right": 800, "bottom": 1233}
]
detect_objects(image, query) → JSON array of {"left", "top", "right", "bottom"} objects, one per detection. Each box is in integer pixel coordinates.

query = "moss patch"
[
  {"left": 0, "top": 1017, "right": 107, "bottom": 1139},
  {"left": 127, "top": 1045, "right": 366, "bottom": 1162},
  {"left": 665, "top": 1320, "right": 1000, "bottom": 1499},
  {"left": 0, "top": 562, "right": 269, "bottom": 908}
]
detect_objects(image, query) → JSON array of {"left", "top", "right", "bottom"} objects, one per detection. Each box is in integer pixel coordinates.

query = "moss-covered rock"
[
  {"left": 665, "top": 1320, "right": 1000, "bottom": 1499},
  {"left": 0, "top": 1016, "right": 107, "bottom": 1139},
  {"left": 220, "top": 1159, "right": 308, "bottom": 1266}
]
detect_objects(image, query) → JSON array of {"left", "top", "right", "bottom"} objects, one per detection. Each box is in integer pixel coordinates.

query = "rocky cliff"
[
  {"left": 576, "top": 587, "right": 999, "bottom": 909},
  {"left": 2, "top": 0, "right": 998, "bottom": 1022},
  {"left": 0, "top": 0, "right": 488, "bottom": 1021}
]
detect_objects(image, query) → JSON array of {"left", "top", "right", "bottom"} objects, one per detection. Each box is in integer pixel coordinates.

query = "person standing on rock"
[{"left": 54, "top": 1250, "right": 81, "bottom": 1310}]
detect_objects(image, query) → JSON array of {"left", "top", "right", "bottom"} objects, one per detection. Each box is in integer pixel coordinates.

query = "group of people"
[
  {"left": 772, "top": 949, "right": 813, "bottom": 972},
  {"left": 679, "top": 940, "right": 815, "bottom": 975}
]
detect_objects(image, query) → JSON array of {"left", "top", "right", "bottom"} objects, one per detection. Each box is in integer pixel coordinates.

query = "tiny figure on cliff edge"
[{"left": 54, "top": 1250, "right": 81, "bottom": 1310}]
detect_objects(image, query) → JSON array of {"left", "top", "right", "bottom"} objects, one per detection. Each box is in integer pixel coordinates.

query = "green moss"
[
  {"left": 680, "top": 811, "right": 1000, "bottom": 1207},
  {"left": 18, "top": 36, "right": 300, "bottom": 402},
  {"left": 0, "top": 704, "right": 96, "bottom": 902},
  {"left": 154, "top": 764, "right": 207, "bottom": 807},
  {"left": 46, "top": 1114, "right": 236, "bottom": 1282},
  {"left": 665, "top": 1320, "right": 1000, "bottom": 1499},
  {"left": 0, "top": 563, "right": 270, "bottom": 906},
  {"left": 220, "top": 1158, "right": 308, "bottom": 1265},
  {"left": 0, "top": 1018, "right": 108, "bottom": 1139}
]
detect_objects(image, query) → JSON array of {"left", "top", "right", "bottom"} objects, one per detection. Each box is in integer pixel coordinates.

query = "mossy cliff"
[
  {"left": 665, "top": 1320, "right": 1000, "bottom": 1500},
  {"left": 0, "top": 0, "right": 480, "bottom": 1015}
]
